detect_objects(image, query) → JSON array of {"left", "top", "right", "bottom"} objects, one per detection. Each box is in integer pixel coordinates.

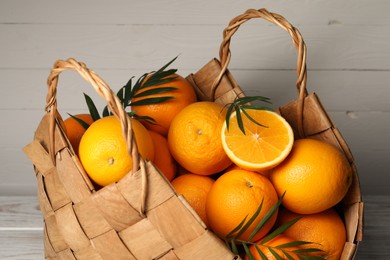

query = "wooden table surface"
[{"left": 0, "top": 195, "right": 388, "bottom": 259}]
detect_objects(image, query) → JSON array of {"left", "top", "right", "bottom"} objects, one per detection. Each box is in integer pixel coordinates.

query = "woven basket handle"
[
  {"left": 45, "top": 58, "right": 140, "bottom": 173},
  {"left": 214, "top": 8, "right": 308, "bottom": 137}
]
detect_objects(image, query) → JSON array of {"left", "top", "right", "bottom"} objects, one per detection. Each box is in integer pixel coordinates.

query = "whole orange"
[
  {"left": 269, "top": 138, "right": 353, "bottom": 214},
  {"left": 168, "top": 101, "right": 232, "bottom": 175},
  {"left": 63, "top": 113, "right": 94, "bottom": 154},
  {"left": 276, "top": 207, "right": 347, "bottom": 260},
  {"left": 79, "top": 116, "right": 154, "bottom": 186},
  {"left": 131, "top": 73, "right": 197, "bottom": 136},
  {"left": 244, "top": 234, "right": 301, "bottom": 260},
  {"left": 149, "top": 130, "right": 177, "bottom": 181},
  {"left": 171, "top": 173, "right": 215, "bottom": 227},
  {"left": 205, "top": 169, "right": 279, "bottom": 242}
]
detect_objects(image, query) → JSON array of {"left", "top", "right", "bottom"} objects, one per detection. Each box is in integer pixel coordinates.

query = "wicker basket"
[
  {"left": 24, "top": 8, "right": 363, "bottom": 260},
  {"left": 23, "top": 63, "right": 237, "bottom": 259},
  {"left": 186, "top": 8, "right": 363, "bottom": 259}
]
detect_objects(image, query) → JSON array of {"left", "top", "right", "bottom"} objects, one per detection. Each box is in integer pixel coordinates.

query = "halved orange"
[{"left": 221, "top": 109, "right": 294, "bottom": 171}]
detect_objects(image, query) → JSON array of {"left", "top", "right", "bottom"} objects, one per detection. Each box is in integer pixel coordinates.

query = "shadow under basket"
[{"left": 23, "top": 8, "right": 363, "bottom": 260}]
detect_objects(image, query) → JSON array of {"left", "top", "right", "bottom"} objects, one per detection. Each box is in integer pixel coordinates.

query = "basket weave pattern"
[
  {"left": 24, "top": 8, "right": 363, "bottom": 260},
  {"left": 186, "top": 8, "right": 363, "bottom": 260},
  {"left": 23, "top": 59, "right": 236, "bottom": 259}
]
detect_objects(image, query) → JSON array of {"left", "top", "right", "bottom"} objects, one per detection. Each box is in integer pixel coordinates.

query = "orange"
[
  {"left": 276, "top": 207, "right": 346, "bottom": 260},
  {"left": 168, "top": 101, "right": 232, "bottom": 175},
  {"left": 63, "top": 113, "right": 94, "bottom": 154},
  {"left": 79, "top": 116, "right": 155, "bottom": 186},
  {"left": 269, "top": 138, "right": 353, "bottom": 214},
  {"left": 131, "top": 73, "right": 197, "bottom": 136},
  {"left": 221, "top": 109, "right": 294, "bottom": 172},
  {"left": 171, "top": 173, "right": 215, "bottom": 226},
  {"left": 205, "top": 169, "right": 279, "bottom": 242},
  {"left": 244, "top": 234, "right": 301, "bottom": 260},
  {"left": 149, "top": 130, "right": 177, "bottom": 181}
]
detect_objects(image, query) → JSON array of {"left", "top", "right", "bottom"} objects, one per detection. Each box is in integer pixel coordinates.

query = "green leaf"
[
  {"left": 130, "top": 73, "right": 149, "bottom": 98},
  {"left": 224, "top": 239, "right": 231, "bottom": 252},
  {"left": 293, "top": 248, "right": 324, "bottom": 254},
  {"left": 268, "top": 247, "right": 284, "bottom": 260},
  {"left": 236, "top": 96, "right": 272, "bottom": 106},
  {"left": 248, "top": 192, "right": 286, "bottom": 241},
  {"left": 133, "top": 87, "right": 178, "bottom": 98},
  {"left": 224, "top": 95, "right": 272, "bottom": 135},
  {"left": 283, "top": 251, "right": 296, "bottom": 260},
  {"left": 130, "top": 96, "right": 175, "bottom": 106},
  {"left": 254, "top": 245, "right": 268, "bottom": 260},
  {"left": 298, "top": 255, "right": 326, "bottom": 260},
  {"left": 242, "top": 243, "right": 254, "bottom": 260},
  {"left": 235, "top": 105, "right": 245, "bottom": 134},
  {"left": 102, "top": 106, "right": 111, "bottom": 117},
  {"left": 260, "top": 218, "right": 301, "bottom": 244},
  {"left": 233, "top": 199, "right": 264, "bottom": 239},
  {"left": 225, "top": 215, "right": 248, "bottom": 238},
  {"left": 141, "top": 70, "right": 177, "bottom": 88},
  {"left": 131, "top": 113, "right": 157, "bottom": 125},
  {"left": 241, "top": 104, "right": 273, "bottom": 111},
  {"left": 116, "top": 86, "right": 125, "bottom": 104},
  {"left": 83, "top": 93, "right": 101, "bottom": 121},
  {"left": 225, "top": 102, "right": 235, "bottom": 132},
  {"left": 241, "top": 108, "right": 269, "bottom": 128},
  {"left": 275, "top": 240, "right": 313, "bottom": 249},
  {"left": 230, "top": 239, "right": 239, "bottom": 255},
  {"left": 67, "top": 113, "right": 91, "bottom": 129},
  {"left": 123, "top": 77, "right": 134, "bottom": 106},
  {"left": 155, "top": 56, "right": 179, "bottom": 74}
]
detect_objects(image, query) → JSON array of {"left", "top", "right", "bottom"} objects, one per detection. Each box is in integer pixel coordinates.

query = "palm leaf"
[
  {"left": 133, "top": 87, "right": 178, "bottom": 98},
  {"left": 83, "top": 93, "right": 101, "bottom": 121},
  {"left": 247, "top": 192, "right": 285, "bottom": 241},
  {"left": 241, "top": 108, "right": 269, "bottom": 128},
  {"left": 254, "top": 245, "right": 268, "bottom": 260},
  {"left": 236, "top": 95, "right": 271, "bottom": 106},
  {"left": 67, "top": 113, "right": 91, "bottom": 129},
  {"left": 225, "top": 95, "right": 272, "bottom": 135},
  {"left": 268, "top": 247, "right": 284, "bottom": 260},
  {"left": 242, "top": 243, "right": 254, "bottom": 260},
  {"left": 130, "top": 96, "right": 174, "bottom": 106},
  {"left": 233, "top": 199, "right": 264, "bottom": 239},
  {"left": 230, "top": 239, "right": 240, "bottom": 255},
  {"left": 235, "top": 105, "right": 245, "bottom": 134}
]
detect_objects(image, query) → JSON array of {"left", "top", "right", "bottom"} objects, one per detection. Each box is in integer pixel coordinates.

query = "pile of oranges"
[{"left": 63, "top": 72, "right": 353, "bottom": 260}]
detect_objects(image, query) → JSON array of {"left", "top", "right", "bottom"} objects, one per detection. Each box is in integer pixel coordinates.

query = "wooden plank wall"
[{"left": 1, "top": 0, "right": 389, "bottom": 195}]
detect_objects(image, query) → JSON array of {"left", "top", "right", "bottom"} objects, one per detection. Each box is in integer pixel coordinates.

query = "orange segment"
[{"left": 221, "top": 109, "right": 294, "bottom": 171}]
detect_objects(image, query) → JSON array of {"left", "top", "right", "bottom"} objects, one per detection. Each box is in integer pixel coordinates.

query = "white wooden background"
[{"left": 1, "top": 0, "right": 389, "bottom": 196}]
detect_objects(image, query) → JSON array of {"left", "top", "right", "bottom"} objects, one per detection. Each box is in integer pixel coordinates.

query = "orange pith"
[{"left": 222, "top": 109, "right": 294, "bottom": 171}]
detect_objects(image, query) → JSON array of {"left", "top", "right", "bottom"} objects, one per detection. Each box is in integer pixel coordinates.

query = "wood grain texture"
[
  {"left": 1, "top": 0, "right": 389, "bottom": 25},
  {"left": 1, "top": 24, "right": 389, "bottom": 71},
  {"left": 0, "top": 196, "right": 388, "bottom": 259},
  {"left": 0, "top": 0, "right": 389, "bottom": 196}
]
